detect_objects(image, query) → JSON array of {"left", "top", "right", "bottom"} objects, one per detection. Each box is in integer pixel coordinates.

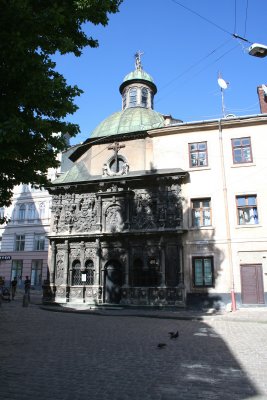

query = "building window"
[
  {"left": 109, "top": 156, "right": 125, "bottom": 174},
  {"left": 18, "top": 204, "right": 26, "bottom": 220},
  {"left": 34, "top": 234, "right": 45, "bottom": 251},
  {"left": 141, "top": 87, "right": 148, "bottom": 107},
  {"left": 72, "top": 260, "right": 82, "bottom": 285},
  {"left": 192, "top": 198, "right": 211, "bottom": 227},
  {"left": 11, "top": 260, "right": 23, "bottom": 281},
  {"left": 28, "top": 203, "right": 35, "bottom": 220},
  {"left": 0, "top": 207, "right": 4, "bottom": 219},
  {"left": 232, "top": 137, "right": 252, "bottom": 164},
  {"left": 236, "top": 195, "right": 258, "bottom": 225},
  {"left": 192, "top": 257, "right": 214, "bottom": 287},
  {"left": 189, "top": 142, "right": 208, "bottom": 167},
  {"left": 15, "top": 235, "right": 25, "bottom": 251},
  {"left": 122, "top": 92, "right": 127, "bottom": 109},
  {"left": 31, "top": 260, "right": 42, "bottom": 286},
  {"left": 84, "top": 260, "right": 94, "bottom": 285},
  {"left": 129, "top": 88, "right": 137, "bottom": 107},
  {"left": 131, "top": 257, "right": 160, "bottom": 287},
  {"left": 39, "top": 202, "right": 45, "bottom": 219},
  {"left": 22, "top": 184, "right": 29, "bottom": 193}
]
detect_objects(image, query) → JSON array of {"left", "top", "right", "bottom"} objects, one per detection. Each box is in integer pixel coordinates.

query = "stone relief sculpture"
[
  {"left": 105, "top": 204, "right": 124, "bottom": 232},
  {"left": 55, "top": 250, "right": 65, "bottom": 285},
  {"left": 51, "top": 182, "right": 183, "bottom": 235}
]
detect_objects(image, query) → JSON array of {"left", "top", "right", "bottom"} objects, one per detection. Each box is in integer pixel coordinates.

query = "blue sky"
[{"left": 53, "top": 0, "right": 267, "bottom": 145}]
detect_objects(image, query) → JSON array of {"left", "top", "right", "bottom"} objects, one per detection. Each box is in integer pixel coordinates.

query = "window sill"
[
  {"left": 235, "top": 224, "right": 262, "bottom": 229},
  {"left": 189, "top": 226, "right": 215, "bottom": 231},
  {"left": 231, "top": 163, "right": 256, "bottom": 168},
  {"left": 188, "top": 166, "right": 211, "bottom": 172}
]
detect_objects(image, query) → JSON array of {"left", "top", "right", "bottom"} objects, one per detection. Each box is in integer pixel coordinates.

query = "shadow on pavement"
[{"left": 0, "top": 297, "right": 265, "bottom": 400}]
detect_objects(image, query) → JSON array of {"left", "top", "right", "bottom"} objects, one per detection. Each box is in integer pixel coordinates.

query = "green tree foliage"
[{"left": 0, "top": 0, "right": 122, "bottom": 209}]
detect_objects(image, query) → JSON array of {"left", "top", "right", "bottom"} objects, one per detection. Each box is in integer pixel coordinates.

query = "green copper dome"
[
  {"left": 123, "top": 69, "right": 154, "bottom": 84},
  {"left": 90, "top": 107, "right": 165, "bottom": 138},
  {"left": 119, "top": 68, "right": 157, "bottom": 94}
]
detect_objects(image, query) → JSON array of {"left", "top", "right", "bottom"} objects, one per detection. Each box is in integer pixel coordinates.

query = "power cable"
[
  {"left": 244, "top": 0, "right": 249, "bottom": 38},
  {"left": 234, "top": 0, "right": 237, "bottom": 34},
  {"left": 170, "top": 0, "right": 253, "bottom": 44},
  {"left": 158, "top": 39, "right": 232, "bottom": 94},
  {"left": 170, "top": 0, "right": 233, "bottom": 36},
  {"left": 156, "top": 43, "right": 239, "bottom": 106}
]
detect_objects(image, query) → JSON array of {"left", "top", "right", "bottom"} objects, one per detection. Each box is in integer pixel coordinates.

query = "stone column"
[
  {"left": 49, "top": 240, "right": 56, "bottom": 284},
  {"left": 95, "top": 238, "right": 101, "bottom": 286},
  {"left": 160, "top": 238, "right": 166, "bottom": 287},
  {"left": 96, "top": 195, "right": 102, "bottom": 232},
  {"left": 80, "top": 241, "right": 85, "bottom": 270},
  {"left": 124, "top": 240, "right": 129, "bottom": 286}
]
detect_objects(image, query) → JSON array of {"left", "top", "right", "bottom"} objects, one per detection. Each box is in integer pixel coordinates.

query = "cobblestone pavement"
[{"left": 1, "top": 294, "right": 267, "bottom": 400}]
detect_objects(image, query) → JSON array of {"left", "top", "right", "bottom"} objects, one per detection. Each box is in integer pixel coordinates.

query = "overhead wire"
[
  {"left": 156, "top": 42, "right": 239, "bottom": 106},
  {"left": 170, "top": 0, "right": 252, "bottom": 44},
  {"left": 234, "top": 0, "right": 237, "bottom": 34},
  {"left": 170, "top": 0, "right": 233, "bottom": 37},
  {"left": 158, "top": 38, "right": 232, "bottom": 94},
  {"left": 244, "top": 0, "right": 249, "bottom": 38}
]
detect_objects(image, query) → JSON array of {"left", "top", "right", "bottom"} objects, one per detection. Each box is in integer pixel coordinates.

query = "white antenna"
[
  {"left": 262, "top": 84, "right": 267, "bottom": 96},
  {"left": 217, "top": 73, "right": 229, "bottom": 117}
]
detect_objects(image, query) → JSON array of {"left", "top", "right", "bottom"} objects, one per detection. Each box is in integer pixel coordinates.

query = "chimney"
[{"left": 257, "top": 85, "right": 267, "bottom": 113}]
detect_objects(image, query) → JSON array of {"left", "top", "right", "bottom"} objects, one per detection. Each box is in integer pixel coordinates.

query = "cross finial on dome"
[{"left": 135, "top": 50, "right": 144, "bottom": 70}]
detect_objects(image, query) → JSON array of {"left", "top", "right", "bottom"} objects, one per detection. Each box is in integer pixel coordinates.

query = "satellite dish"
[
  {"left": 218, "top": 78, "right": 228, "bottom": 90},
  {"left": 262, "top": 84, "right": 267, "bottom": 96}
]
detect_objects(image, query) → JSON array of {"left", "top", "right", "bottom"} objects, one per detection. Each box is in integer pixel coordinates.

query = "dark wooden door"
[{"left": 240, "top": 264, "right": 265, "bottom": 304}]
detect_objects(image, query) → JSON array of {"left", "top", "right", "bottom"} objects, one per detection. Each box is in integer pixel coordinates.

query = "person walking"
[
  {"left": 11, "top": 277, "right": 18, "bottom": 300},
  {"left": 24, "top": 276, "right": 31, "bottom": 294}
]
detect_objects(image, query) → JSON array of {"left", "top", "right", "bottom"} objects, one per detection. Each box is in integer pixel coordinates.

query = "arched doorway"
[{"left": 104, "top": 260, "right": 122, "bottom": 304}]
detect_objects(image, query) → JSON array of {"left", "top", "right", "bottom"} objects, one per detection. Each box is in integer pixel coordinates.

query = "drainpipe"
[{"left": 218, "top": 119, "right": 236, "bottom": 311}]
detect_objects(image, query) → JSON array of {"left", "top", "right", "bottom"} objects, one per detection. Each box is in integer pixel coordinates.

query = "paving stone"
[{"left": 0, "top": 298, "right": 267, "bottom": 399}]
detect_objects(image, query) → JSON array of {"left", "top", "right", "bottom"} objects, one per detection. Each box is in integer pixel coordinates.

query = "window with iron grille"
[
  {"left": 72, "top": 260, "right": 82, "bottom": 285},
  {"left": 15, "top": 235, "right": 25, "bottom": 251},
  {"left": 85, "top": 260, "right": 94, "bottom": 285},
  {"left": 192, "top": 257, "right": 214, "bottom": 287},
  {"left": 236, "top": 195, "right": 258, "bottom": 225},
  {"left": 189, "top": 142, "right": 208, "bottom": 167},
  {"left": 232, "top": 137, "right": 252, "bottom": 164},
  {"left": 191, "top": 198, "right": 211, "bottom": 227},
  {"left": 131, "top": 257, "right": 160, "bottom": 286}
]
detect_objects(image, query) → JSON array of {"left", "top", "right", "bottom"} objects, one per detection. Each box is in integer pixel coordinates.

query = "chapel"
[{"left": 46, "top": 53, "right": 188, "bottom": 306}]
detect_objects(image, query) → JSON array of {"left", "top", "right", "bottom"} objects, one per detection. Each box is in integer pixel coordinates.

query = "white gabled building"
[{"left": 0, "top": 182, "right": 52, "bottom": 288}]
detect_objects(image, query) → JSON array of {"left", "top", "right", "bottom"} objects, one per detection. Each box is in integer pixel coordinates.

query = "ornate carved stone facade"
[{"left": 46, "top": 171, "right": 186, "bottom": 307}]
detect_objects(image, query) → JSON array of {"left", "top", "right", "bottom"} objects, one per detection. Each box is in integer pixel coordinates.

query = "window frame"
[
  {"left": 15, "top": 235, "right": 25, "bottom": 251},
  {"left": 11, "top": 260, "right": 23, "bottom": 281},
  {"left": 129, "top": 87, "right": 137, "bottom": 107},
  {"left": 236, "top": 195, "right": 258, "bottom": 225},
  {"left": 192, "top": 256, "right": 214, "bottom": 288},
  {"left": 189, "top": 141, "right": 208, "bottom": 168},
  {"left": 191, "top": 198, "right": 212, "bottom": 227},
  {"left": 28, "top": 203, "right": 35, "bottom": 220},
  {"left": 232, "top": 137, "right": 253, "bottom": 164},
  {"left": 18, "top": 204, "right": 26, "bottom": 220},
  {"left": 141, "top": 87, "right": 148, "bottom": 108},
  {"left": 34, "top": 234, "right": 45, "bottom": 251}
]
